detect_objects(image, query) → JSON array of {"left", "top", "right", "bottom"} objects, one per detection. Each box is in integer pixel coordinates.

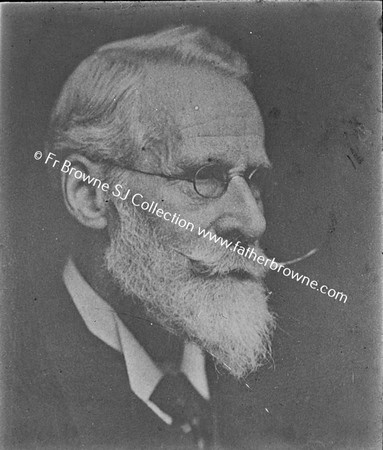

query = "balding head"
[{"left": 46, "top": 26, "right": 251, "bottom": 173}]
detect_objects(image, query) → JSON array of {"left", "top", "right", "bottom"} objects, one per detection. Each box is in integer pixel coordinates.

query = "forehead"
[{"left": 141, "top": 64, "right": 268, "bottom": 169}]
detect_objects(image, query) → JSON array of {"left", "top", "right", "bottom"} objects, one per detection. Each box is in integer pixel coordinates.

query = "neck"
[{"left": 72, "top": 230, "right": 184, "bottom": 369}]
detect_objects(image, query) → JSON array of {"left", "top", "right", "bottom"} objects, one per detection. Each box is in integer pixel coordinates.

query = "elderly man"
[{"left": 22, "top": 26, "right": 276, "bottom": 449}]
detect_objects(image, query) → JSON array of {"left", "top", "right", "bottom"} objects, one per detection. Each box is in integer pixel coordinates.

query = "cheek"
[
  {"left": 145, "top": 209, "right": 196, "bottom": 249},
  {"left": 161, "top": 217, "right": 194, "bottom": 247},
  {"left": 135, "top": 185, "right": 217, "bottom": 244}
]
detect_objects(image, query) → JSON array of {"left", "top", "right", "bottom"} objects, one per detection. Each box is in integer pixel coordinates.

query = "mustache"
[
  {"left": 114, "top": 201, "right": 268, "bottom": 280},
  {"left": 174, "top": 240, "right": 268, "bottom": 280}
]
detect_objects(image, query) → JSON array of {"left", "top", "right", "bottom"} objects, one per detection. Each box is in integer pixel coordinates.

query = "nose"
[{"left": 213, "top": 176, "right": 266, "bottom": 244}]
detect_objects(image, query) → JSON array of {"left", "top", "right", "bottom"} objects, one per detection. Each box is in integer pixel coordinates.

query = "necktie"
[{"left": 149, "top": 372, "right": 215, "bottom": 449}]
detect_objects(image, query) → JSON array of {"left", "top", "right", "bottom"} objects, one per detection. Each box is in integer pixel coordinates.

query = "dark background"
[{"left": 2, "top": 2, "right": 382, "bottom": 449}]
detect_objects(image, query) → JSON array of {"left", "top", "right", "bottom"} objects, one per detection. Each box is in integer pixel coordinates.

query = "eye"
[{"left": 194, "top": 164, "right": 227, "bottom": 198}]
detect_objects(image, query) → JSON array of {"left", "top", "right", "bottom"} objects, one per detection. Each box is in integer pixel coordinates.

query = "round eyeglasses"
[{"left": 104, "top": 160, "right": 271, "bottom": 200}]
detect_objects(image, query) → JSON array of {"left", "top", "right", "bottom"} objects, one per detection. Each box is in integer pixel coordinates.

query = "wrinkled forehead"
[{"left": 139, "top": 64, "right": 267, "bottom": 169}]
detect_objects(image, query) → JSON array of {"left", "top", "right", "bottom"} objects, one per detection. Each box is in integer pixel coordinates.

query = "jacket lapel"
[{"left": 33, "top": 276, "right": 205, "bottom": 448}]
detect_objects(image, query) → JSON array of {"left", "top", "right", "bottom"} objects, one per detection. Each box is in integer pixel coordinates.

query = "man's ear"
[{"left": 61, "top": 154, "right": 108, "bottom": 229}]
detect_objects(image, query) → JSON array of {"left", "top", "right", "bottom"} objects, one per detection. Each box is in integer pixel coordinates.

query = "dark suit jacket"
[{"left": 6, "top": 270, "right": 222, "bottom": 450}]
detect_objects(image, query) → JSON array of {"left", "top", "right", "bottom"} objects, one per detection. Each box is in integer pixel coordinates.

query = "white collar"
[{"left": 63, "top": 259, "right": 210, "bottom": 425}]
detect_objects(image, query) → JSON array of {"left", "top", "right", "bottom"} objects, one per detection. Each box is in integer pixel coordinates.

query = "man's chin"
[
  {"left": 155, "top": 275, "right": 275, "bottom": 380},
  {"left": 107, "top": 259, "right": 274, "bottom": 379}
]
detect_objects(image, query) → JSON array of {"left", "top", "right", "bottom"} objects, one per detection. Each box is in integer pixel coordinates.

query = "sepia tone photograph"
[{"left": 0, "top": 2, "right": 381, "bottom": 449}]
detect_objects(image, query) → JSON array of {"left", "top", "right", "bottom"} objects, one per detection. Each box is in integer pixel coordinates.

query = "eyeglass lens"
[
  {"left": 194, "top": 164, "right": 272, "bottom": 199},
  {"left": 194, "top": 164, "right": 227, "bottom": 198}
]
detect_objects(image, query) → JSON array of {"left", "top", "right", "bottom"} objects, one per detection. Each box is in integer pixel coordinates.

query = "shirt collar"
[{"left": 63, "top": 258, "right": 210, "bottom": 425}]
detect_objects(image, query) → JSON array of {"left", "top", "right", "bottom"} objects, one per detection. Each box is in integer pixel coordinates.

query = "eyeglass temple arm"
[{"left": 103, "top": 159, "right": 194, "bottom": 183}]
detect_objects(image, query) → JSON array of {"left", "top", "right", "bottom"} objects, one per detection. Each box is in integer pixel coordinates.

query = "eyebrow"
[{"left": 179, "top": 123, "right": 265, "bottom": 138}]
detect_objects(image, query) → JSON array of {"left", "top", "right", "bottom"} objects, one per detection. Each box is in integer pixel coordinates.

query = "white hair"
[{"left": 45, "top": 26, "right": 251, "bottom": 167}]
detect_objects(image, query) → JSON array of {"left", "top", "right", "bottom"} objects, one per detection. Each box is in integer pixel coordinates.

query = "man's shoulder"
[
  {"left": 6, "top": 269, "right": 148, "bottom": 448},
  {"left": 6, "top": 265, "right": 226, "bottom": 449}
]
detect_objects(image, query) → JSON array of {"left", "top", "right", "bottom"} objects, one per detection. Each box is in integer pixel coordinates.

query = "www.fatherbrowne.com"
[{"left": 197, "top": 228, "right": 348, "bottom": 304}]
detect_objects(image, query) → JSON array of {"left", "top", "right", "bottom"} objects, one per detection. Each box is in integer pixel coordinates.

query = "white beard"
[{"left": 105, "top": 198, "right": 275, "bottom": 379}]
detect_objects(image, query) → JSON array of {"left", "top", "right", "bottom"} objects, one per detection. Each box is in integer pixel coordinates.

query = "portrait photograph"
[{"left": 0, "top": 2, "right": 381, "bottom": 449}]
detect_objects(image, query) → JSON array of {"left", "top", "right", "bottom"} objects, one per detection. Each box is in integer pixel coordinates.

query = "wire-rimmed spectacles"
[{"left": 105, "top": 161, "right": 270, "bottom": 199}]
